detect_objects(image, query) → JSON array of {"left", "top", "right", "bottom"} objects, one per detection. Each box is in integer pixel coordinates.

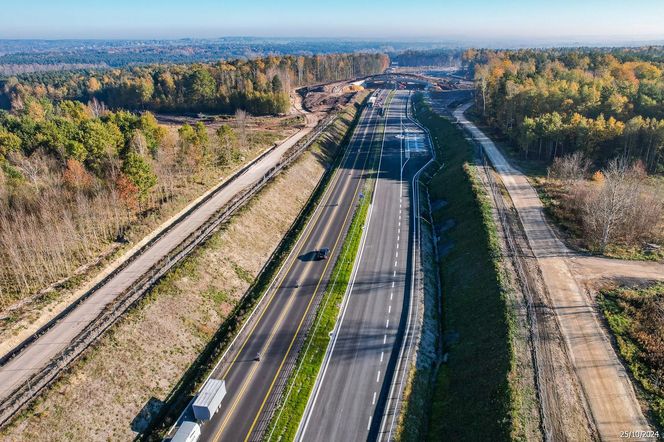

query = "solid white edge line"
[
  {"left": 167, "top": 90, "right": 367, "bottom": 439},
  {"left": 381, "top": 90, "right": 436, "bottom": 441},
  {"left": 296, "top": 90, "right": 390, "bottom": 441}
]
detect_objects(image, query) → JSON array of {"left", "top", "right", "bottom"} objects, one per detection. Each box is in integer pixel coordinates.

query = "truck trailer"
[
  {"left": 171, "top": 421, "right": 201, "bottom": 442},
  {"left": 192, "top": 378, "right": 227, "bottom": 421}
]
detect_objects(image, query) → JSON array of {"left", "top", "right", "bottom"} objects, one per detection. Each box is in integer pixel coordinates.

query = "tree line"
[
  {"left": 0, "top": 96, "right": 266, "bottom": 304},
  {"left": 467, "top": 47, "right": 664, "bottom": 172},
  {"left": 1, "top": 53, "right": 389, "bottom": 116}
]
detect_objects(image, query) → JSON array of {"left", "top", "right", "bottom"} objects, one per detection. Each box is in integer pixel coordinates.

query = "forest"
[
  {"left": 0, "top": 53, "right": 389, "bottom": 115},
  {"left": 0, "top": 51, "right": 388, "bottom": 307},
  {"left": 390, "top": 48, "right": 463, "bottom": 67},
  {"left": 0, "top": 38, "right": 430, "bottom": 72},
  {"left": 467, "top": 47, "right": 664, "bottom": 172}
]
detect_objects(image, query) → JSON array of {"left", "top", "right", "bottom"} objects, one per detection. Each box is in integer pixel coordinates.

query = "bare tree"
[
  {"left": 580, "top": 158, "right": 662, "bottom": 252},
  {"left": 548, "top": 151, "right": 590, "bottom": 184},
  {"left": 87, "top": 97, "right": 108, "bottom": 118}
]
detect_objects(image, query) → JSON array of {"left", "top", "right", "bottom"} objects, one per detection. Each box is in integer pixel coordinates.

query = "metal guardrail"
[{"left": 0, "top": 114, "right": 337, "bottom": 429}]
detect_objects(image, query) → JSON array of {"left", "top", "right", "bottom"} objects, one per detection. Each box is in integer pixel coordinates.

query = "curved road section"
[
  {"left": 297, "top": 90, "right": 431, "bottom": 442},
  {"left": 0, "top": 110, "right": 320, "bottom": 419}
]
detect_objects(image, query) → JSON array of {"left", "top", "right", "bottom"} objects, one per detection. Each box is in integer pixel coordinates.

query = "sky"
[{"left": 1, "top": 0, "right": 664, "bottom": 42}]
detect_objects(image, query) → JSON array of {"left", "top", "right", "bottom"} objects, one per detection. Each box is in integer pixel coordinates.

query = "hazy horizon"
[{"left": 2, "top": 0, "right": 664, "bottom": 42}]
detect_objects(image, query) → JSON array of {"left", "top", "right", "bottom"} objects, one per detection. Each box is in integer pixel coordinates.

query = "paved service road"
[
  {"left": 0, "top": 111, "right": 320, "bottom": 405},
  {"left": 297, "top": 90, "right": 431, "bottom": 442},
  {"left": 193, "top": 91, "right": 388, "bottom": 442}
]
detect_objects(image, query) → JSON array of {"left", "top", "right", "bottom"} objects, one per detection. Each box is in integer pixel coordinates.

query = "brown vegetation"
[
  {"left": 544, "top": 155, "right": 664, "bottom": 257},
  {"left": 0, "top": 107, "right": 339, "bottom": 441}
]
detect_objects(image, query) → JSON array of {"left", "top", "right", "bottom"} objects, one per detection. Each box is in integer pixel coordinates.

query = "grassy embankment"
[
  {"left": 264, "top": 92, "right": 391, "bottom": 442},
  {"left": 599, "top": 283, "right": 664, "bottom": 431},
  {"left": 400, "top": 95, "right": 520, "bottom": 441},
  {"left": 138, "top": 93, "right": 370, "bottom": 439}
]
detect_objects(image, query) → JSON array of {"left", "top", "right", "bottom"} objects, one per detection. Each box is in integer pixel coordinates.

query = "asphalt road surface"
[
  {"left": 297, "top": 90, "right": 431, "bottom": 442},
  {"left": 193, "top": 90, "right": 388, "bottom": 442},
  {"left": 0, "top": 110, "right": 320, "bottom": 405}
]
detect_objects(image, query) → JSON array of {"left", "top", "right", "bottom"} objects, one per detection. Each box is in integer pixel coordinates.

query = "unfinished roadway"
[
  {"left": 454, "top": 102, "right": 652, "bottom": 441},
  {"left": 0, "top": 103, "right": 322, "bottom": 424}
]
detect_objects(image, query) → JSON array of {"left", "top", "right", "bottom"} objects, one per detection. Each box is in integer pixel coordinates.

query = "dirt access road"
[{"left": 455, "top": 102, "right": 664, "bottom": 441}]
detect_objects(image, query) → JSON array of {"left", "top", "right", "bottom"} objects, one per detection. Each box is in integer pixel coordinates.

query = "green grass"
[
  {"left": 264, "top": 94, "right": 391, "bottom": 441},
  {"left": 264, "top": 178, "right": 373, "bottom": 442},
  {"left": 142, "top": 93, "right": 369, "bottom": 441},
  {"left": 598, "top": 283, "right": 664, "bottom": 431},
  {"left": 409, "top": 95, "right": 515, "bottom": 441}
]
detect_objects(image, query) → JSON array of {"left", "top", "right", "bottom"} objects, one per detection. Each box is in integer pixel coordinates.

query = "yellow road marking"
[
  {"left": 241, "top": 113, "right": 383, "bottom": 442},
  {"left": 210, "top": 102, "right": 383, "bottom": 442},
  {"left": 216, "top": 105, "right": 373, "bottom": 383}
]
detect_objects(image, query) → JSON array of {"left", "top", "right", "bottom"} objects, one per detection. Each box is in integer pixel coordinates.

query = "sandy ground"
[
  {"left": 0, "top": 131, "right": 333, "bottom": 442},
  {"left": 455, "top": 102, "right": 663, "bottom": 441}
]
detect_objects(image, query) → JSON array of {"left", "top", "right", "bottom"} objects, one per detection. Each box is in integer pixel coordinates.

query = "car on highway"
[{"left": 315, "top": 247, "right": 330, "bottom": 260}]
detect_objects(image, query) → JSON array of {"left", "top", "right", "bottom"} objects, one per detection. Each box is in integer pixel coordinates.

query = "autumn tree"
[
  {"left": 215, "top": 124, "right": 238, "bottom": 166},
  {"left": 121, "top": 151, "right": 156, "bottom": 198},
  {"left": 62, "top": 158, "right": 93, "bottom": 190}
]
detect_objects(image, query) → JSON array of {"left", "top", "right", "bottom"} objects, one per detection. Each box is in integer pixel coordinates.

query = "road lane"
[
  {"left": 192, "top": 91, "right": 388, "bottom": 442},
  {"left": 298, "top": 90, "right": 431, "bottom": 442}
]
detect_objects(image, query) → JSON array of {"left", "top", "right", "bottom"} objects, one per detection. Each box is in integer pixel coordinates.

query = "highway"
[
  {"left": 0, "top": 103, "right": 321, "bottom": 419},
  {"left": 188, "top": 90, "right": 388, "bottom": 442},
  {"left": 297, "top": 90, "right": 431, "bottom": 442}
]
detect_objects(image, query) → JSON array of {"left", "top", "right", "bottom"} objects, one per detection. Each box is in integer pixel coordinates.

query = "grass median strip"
[
  {"left": 263, "top": 94, "right": 391, "bottom": 441},
  {"left": 264, "top": 180, "right": 372, "bottom": 441},
  {"left": 141, "top": 93, "right": 369, "bottom": 441}
]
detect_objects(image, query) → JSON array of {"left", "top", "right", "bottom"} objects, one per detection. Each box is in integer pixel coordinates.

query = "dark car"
[{"left": 315, "top": 247, "right": 330, "bottom": 260}]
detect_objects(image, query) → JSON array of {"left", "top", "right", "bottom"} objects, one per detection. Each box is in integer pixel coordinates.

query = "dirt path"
[
  {"left": 569, "top": 257, "right": 664, "bottom": 289},
  {"left": 455, "top": 103, "right": 653, "bottom": 441}
]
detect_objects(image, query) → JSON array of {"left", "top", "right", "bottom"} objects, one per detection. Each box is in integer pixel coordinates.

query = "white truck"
[
  {"left": 171, "top": 421, "right": 201, "bottom": 442},
  {"left": 192, "top": 378, "right": 227, "bottom": 421}
]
